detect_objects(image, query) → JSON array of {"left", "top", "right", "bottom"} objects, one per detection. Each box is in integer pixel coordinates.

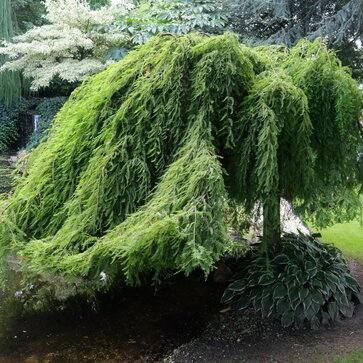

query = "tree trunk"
[{"left": 263, "top": 195, "right": 281, "bottom": 247}]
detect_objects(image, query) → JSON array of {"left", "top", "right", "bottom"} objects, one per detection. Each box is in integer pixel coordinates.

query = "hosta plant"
[{"left": 222, "top": 234, "right": 361, "bottom": 328}]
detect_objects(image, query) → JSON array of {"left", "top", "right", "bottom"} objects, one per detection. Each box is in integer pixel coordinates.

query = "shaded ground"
[
  {"left": 0, "top": 275, "right": 225, "bottom": 362},
  {"left": 0, "top": 261, "right": 362, "bottom": 363},
  {"left": 167, "top": 259, "right": 363, "bottom": 363}
]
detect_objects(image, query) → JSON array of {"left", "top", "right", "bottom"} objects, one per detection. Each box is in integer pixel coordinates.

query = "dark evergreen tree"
[{"left": 221, "top": 0, "right": 363, "bottom": 79}]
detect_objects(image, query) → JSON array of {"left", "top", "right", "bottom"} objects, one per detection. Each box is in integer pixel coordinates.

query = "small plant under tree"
[{"left": 0, "top": 33, "right": 361, "bottom": 325}]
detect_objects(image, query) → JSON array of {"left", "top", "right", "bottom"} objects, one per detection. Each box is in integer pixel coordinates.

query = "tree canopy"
[
  {"left": 0, "top": 33, "right": 361, "bottom": 297},
  {"left": 113, "top": 0, "right": 228, "bottom": 46},
  {"left": 222, "top": 0, "right": 363, "bottom": 79},
  {"left": 0, "top": 0, "right": 134, "bottom": 91}
]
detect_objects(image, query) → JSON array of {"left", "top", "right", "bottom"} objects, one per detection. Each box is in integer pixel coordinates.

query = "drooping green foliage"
[
  {"left": 222, "top": 234, "right": 361, "bottom": 328},
  {"left": 283, "top": 40, "right": 363, "bottom": 227},
  {"left": 0, "top": 34, "right": 361, "bottom": 301}
]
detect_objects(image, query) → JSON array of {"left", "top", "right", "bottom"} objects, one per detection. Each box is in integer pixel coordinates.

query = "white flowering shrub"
[{"left": 0, "top": 0, "right": 134, "bottom": 90}]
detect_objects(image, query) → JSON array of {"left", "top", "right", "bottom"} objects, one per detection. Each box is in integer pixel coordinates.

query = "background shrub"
[
  {"left": 222, "top": 234, "right": 361, "bottom": 328},
  {"left": 0, "top": 99, "right": 30, "bottom": 152},
  {"left": 26, "top": 97, "right": 67, "bottom": 150},
  {"left": 0, "top": 97, "right": 67, "bottom": 152}
]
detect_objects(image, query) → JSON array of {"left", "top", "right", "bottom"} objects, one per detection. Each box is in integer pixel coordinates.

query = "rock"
[{"left": 8, "top": 150, "right": 29, "bottom": 172}]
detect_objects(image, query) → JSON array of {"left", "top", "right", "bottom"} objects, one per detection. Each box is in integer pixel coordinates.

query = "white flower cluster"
[{"left": 0, "top": 0, "right": 133, "bottom": 90}]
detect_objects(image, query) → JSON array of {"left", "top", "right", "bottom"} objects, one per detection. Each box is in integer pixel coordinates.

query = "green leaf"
[
  {"left": 249, "top": 287, "right": 263, "bottom": 301},
  {"left": 262, "top": 285, "right": 274, "bottom": 299},
  {"left": 304, "top": 260, "right": 315, "bottom": 271},
  {"left": 298, "top": 287, "right": 309, "bottom": 301},
  {"left": 273, "top": 284, "right": 287, "bottom": 299},
  {"left": 345, "top": 276, "right": 359, "bottom": 293},
  {"left": 327, "top": 281, "right": 337, "bottom": 294},
  {"left": 254, "top": 257, "right": 267, "bottom": 267},
  {"left": 281, "top": 310, "right": 294, "bottom": 327},
  {"left": 261, "top": 295, "right": 274, "bottom": 318},
  {"left": 310, "top": 301, "right": 321, "bottom": 314},
  {"left": 273, "top": 254, "right": 290, "bottom": 264},
  {"left": 221, "top": 288, "right": 235, "bottom": 303},
  {"left": 302, "top": 293, "right": 313, "bottom": 310},
  {"left": 312, "top": 279, "right": 323, "bottom": 289},
  {"left": 311, "top": 289, "right": 325, "bottom": 305},
  {"left": 237, "top": 294, "right": 251, "bottom": 310},
  {"left": 325, "top": 272, "right": 341, "bottom": 285},
  {"left": 258, "top": 274, "right": 275, "bottom": 286},
  {"left": 307, "top": 267, "right": 317, "bottom": 279},
  {"left": 304, "top": 305, "right": 316, "bottom": 320},
  {"left": 296, "top": 271, "right": 306, "bottom": 285},
  {"left": 294, "top": 304, "right": 305, "bottom": 324},
  {"left": 228, "top": 279, "right": 248, "bottom": 292},
  {"left": 288, "top": 285, "right": 300, "bottom": 302},
  {"left": 328, "top": 302, "right": 339, "bottom": 321},
  {"left": 276, "top": 299, "right": 289, "bottom": 314},
  {"left": 291, "top": 296, "right": 300, "bottom": 310},
  {"left": 335, "top": 292, "right": 348, "bottom": 306},
  {"left": 253, "top": 296, "right": 263, "bottom": 312},
  {"left": 321, "top": 311, "right": 330, "bottom": 325}
]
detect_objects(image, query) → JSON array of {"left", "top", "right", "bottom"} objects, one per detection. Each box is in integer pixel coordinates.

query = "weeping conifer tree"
[
  {"left": 0, "top": 33, "right": 361, "bottom": 293},
  {"left": 0, "top": 0, "right": 22, "bottom": 106}
]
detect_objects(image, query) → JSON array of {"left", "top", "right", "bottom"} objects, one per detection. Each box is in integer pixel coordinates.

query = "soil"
[
  {"left": 0, "top": 262, "right": 363, "bottom": 363},
  {"left": 0, "top": 275, "right": 224, "bottom": 363}
]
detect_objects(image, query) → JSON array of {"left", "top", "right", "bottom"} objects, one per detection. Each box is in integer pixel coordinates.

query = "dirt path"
[{"left": 0, "top": 262, "right": 363, "bottom": 363}]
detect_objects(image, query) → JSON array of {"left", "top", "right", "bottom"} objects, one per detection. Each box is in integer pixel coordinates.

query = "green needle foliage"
[{"left": 0, "top": 33, "right": 361, "bottom": 301}]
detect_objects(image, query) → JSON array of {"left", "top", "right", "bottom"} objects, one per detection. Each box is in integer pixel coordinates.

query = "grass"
[
  {"left": 334, "top": 349, "right": 363, "bottom": 363},
  {"left": 310, "top": 220, "right": 363, "bottom": 259}
]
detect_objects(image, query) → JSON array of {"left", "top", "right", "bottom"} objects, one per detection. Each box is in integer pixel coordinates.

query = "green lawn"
[
  {"left": 311, "top": 220, "right": 363, "bottom": 259},
  {"left": 334, "top": 349, "right": 363, "bottom": 363}
]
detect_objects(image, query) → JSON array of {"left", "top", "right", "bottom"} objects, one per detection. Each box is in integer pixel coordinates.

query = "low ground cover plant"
[{"left": 222, "top": 234, "right": 361, "bottom": 328}]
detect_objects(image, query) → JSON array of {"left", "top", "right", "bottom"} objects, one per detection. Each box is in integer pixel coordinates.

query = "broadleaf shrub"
[
  {"left": 0, "top": 99, "right": 30, "bottom": 152},
  {"left": 222, "top": 234, "right": 361, "bottom": 328}
]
